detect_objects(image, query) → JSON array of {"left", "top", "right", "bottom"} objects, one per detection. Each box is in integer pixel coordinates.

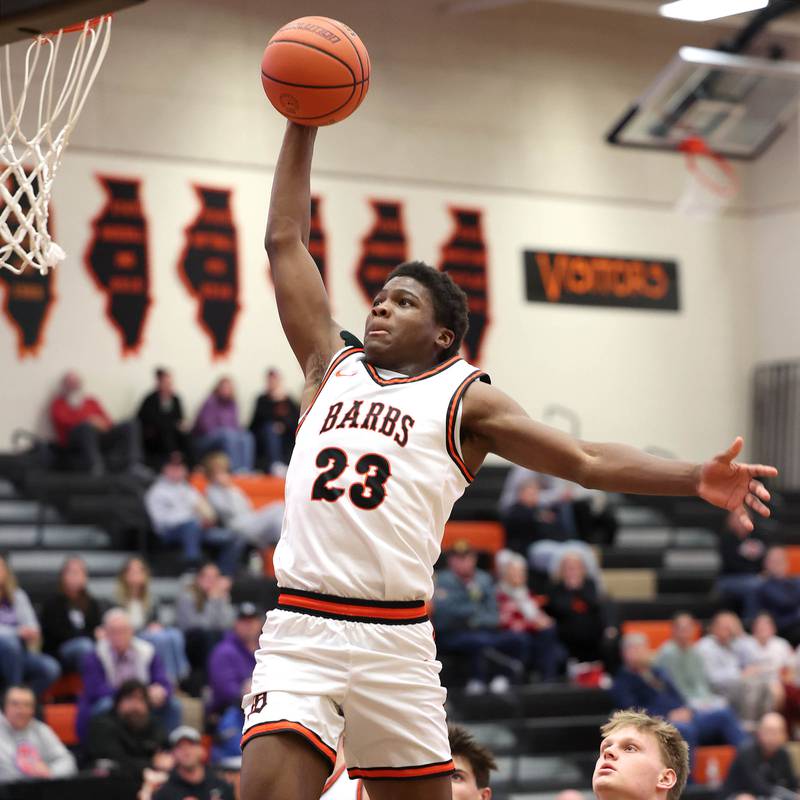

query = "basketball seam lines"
[
  {"left": 261, "top": 71, "right": 368, "bottom": 90},
  {"left": 322, "top": 18, "right": 368, "bottom": 109},
  {"left": 266, "top": 39, "right": 356, "bottom": 82}
]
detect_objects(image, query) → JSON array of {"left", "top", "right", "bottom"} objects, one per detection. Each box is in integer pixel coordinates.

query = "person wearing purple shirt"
[
  {"left": 193, "top": 378, "right": 255, "bottom": 473},
  {"left": 78, "top": 608, "right": 182, "bottom": 741},
  {"left": 206, "top": 604, "right": 261, "bottom": 765}
]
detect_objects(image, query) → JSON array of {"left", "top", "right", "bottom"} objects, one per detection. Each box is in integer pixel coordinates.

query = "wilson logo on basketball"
[
  {"left": 85, "top": 176, "right": 151, "bottom": 355},
  {"left": 524, "top": 250, "right": 680, "bottom": 311},
  {"left": 0, "top": 169, "right": 56, "bottom": 357},
  {"left": 179, "top": 186, "right": 241, "bottom": 358}
]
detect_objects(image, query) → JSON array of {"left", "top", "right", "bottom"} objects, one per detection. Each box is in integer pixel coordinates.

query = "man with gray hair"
[
  {"left": 611, "top": 632, "right": 745, "bottom": 759},
  {"left": 78, "top": 607, "right": 181, "bottom": 740}
]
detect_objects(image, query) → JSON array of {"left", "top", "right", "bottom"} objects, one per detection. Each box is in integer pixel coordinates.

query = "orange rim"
[
  {"left": 44, "top": 14, "right": 111, "bottom": 36},
  {"left": 679, "top": 136, "right": 738, "bottom": 199}
]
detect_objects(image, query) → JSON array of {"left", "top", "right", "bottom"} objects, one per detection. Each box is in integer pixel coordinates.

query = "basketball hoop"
[
  {"left": 676, "top": 136, "right": 739, "bottom": 219},
  {"left": 0, "top": 15, "right": 112, "bottom": 275}
]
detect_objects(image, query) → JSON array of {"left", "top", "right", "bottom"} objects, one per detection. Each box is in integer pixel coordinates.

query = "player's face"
[
  {"left": 451, "top": 755, "right": 491, "bottom": 800},
  {"left": 364, "top": 277, "right": 452, "bottom": 370},
  {"left": 593, "top": 727, "right": 675, "bottom": 800}
]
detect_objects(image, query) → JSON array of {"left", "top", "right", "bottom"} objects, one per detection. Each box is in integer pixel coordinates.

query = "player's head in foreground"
[
  {"left": 364, "top": 261, "right": 469, "bottom": 370},
  {"left": 448, "top": 724, "right": 497, "bottom": 800},
  {"left": 593, "top": 710, "right": 689, "bottom": 800}
]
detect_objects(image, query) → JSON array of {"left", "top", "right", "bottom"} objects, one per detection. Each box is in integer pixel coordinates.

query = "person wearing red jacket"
[{"left": 50, "top": 371, "right": 141, "bottom": 475}]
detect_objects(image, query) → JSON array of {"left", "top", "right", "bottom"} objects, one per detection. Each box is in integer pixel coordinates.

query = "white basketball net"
[{"left": 0, "top": 16, "right": 112, "bottom": 274}]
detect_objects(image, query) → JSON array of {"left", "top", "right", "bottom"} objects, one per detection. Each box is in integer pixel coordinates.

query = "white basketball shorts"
[{"left": 240, "top": 588, "right": 454, "bottom": 781}]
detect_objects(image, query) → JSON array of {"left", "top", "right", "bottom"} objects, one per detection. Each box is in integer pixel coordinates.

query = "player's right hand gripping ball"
[{"left": 261, "top": 16, "right": 370, "bottom": 126}]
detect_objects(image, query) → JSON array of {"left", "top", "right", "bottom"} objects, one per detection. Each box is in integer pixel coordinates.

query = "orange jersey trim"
[
  {"left": 348, "top": 760, "right": 455, "bottom": 780},
  {"left": 445, "top": 369, "right": 485, "bottom": 482},
  {"left": 363, "top": 355, "right": 461, "bottom": 386},
  {"left": 241, "top": 720, "right": 336, "bottom": 766}
]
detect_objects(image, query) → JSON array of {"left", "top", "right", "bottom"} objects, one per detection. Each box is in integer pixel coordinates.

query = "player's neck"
[{"left": 368, "top": 353, "right": 445, "bottom": 377}]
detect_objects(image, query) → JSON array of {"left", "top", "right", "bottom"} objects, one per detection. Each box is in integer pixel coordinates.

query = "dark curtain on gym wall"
[{"left": 752, "top": 360, "right": 800, "bottom": 491}]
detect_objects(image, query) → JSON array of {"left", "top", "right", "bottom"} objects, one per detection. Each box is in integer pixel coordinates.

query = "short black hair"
[
  {"left": 155, "top": 367, "right": 168, "bottom": 380},
  {"left": 448, "top": 724, "right": 497, "bottom": 789},
  {"left": 114, "top": 679, "right": 150, "bottom": 710},
  {"left": 386, "top": 261, "right": 469, "bottom": 362}
]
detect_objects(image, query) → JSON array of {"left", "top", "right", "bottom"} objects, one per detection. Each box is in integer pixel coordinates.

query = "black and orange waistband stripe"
[
  {"left": 347, "top": 759, "right": 456, "bottom": 780},
  {"left": 241, "top": 719, "right": 336, "bottom": 766},
  {"left": 296, "top": 347, "right": 364, "bottom": 435},
  {"left": 445, "top": 370, "right": 486, "bottom": 483},
  {"left": 277, "top": 588, "right": 429, "bottom": 624}
]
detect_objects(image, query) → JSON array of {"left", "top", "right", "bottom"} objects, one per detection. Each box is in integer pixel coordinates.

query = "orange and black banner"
[{"left": 524, "top": 250, "right": 680, "bottom": 311}]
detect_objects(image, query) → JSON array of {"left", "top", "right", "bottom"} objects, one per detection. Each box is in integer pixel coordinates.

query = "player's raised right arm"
[{"left": 266, "top": 122, "right": 340, "bottom": 379}]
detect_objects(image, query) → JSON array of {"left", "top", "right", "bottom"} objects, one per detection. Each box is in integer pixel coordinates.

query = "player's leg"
[
  {"left": 364, "top": 775, "right": 452, "bottom": 800},
  {"left": 241, "top": 733, "right": 329, "bottom": 800}
]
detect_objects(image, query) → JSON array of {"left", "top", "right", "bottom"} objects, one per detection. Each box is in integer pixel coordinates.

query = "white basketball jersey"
[{"left": 272, "top": 345, "right": 489, "bottom": 602}]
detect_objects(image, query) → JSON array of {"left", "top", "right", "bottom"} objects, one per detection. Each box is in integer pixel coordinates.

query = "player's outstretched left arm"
[{"left": 460, "top": 382, "right": 777, "bottom": 531}]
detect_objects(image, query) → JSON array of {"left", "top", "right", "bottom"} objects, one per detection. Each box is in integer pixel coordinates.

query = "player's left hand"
[{"left": 697, "top": 437, "right": 778, "bottom": 531}]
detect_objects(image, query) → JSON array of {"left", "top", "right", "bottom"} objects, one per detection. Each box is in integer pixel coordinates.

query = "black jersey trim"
[{"left": 446, "top": 370, "right": 489, "bottom": 483}]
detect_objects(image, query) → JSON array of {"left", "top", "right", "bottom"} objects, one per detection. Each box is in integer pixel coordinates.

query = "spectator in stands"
[
  {"left": 249, "top": 368, "right": 300, "bottom": 476},
  {"left": 193, "top": 377, "right": 255, "bottom": 473},
  {"left": 593, "top": 709, "right": 689, "bottom": 800},
  {"left": 144, "top": 453, "right": 245, "bottom": 575},
  {"left": 137, "top": 368, "right": 192, "bottom": 469},
  {"left": 207, "top": 603, "right": 260, "bottom": 763},
  {"left": 202, "top": 452, "right": 284, "bottom": 550},
  {"left": 757, "top": 546, "right": 800, "bottom": 646},
  {"left": 153, "top": 725, "right": 234, "bottom": 800},
  {"left": 174, "top": 563, "right": 234, "bottom": 695},
  {"left": 612, "top": 633, "right": 746, "bottom": 758},
  {"left": 495, "top": 550, "right": 567, "bottom": 679},
  {"left": 544, "top": 551, "right": 616, "bottom": 667},
  {"left": 50, "top": 371, "right": 141, "bottom": 475},
  {"left": 116, "top": 557, "right": 189, "bottom": 685},
  {"left": 747, "top": 612, "right": 795, "bottom": 685},
  {"left": 721, "top": 712, "right": 798, "bottom": 800},
  {"left": 78, "top": 608, "right": 181, "bottom": 740},
  {"left": 0, "top": 684, "right": 76, "bottom": 781},
  {"left": 0, "top": 554, "right": 60, "bottom": 696},
  {"left": 716, "top": 510, "right": 767, "bottom": 621},
  {"left": 696, "top": 610, "right": 778, "bottom": 726},
  {"left": 41, "top": 555, "right": 103, "bottom": 673},
  {"left": 499, "top": 465, "right": 617, "bottom": 545},
  {"left": 433, "top": 540, "right": 526, "bottom": 694},
  {"left": 86, "top": 679, "right": 172, "bottom": 787},
  {"left": 655, "top": 613, "right": 728, "bottom": 712},
  {"left": 448, "top": 723, "right": 497, "bottom": 800}
]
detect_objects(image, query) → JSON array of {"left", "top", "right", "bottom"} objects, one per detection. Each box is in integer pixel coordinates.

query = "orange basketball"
[{"left": 261, "top": 16, "right": 370, "bottom": 126}]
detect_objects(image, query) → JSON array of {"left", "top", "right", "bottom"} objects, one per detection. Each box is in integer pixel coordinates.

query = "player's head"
[
  {"left": 593, "top": 710, "right": 688, "bottom": 800},
  {"left": 448, "top": 724, "right": 496, "bottom": 800},
  {"left": 364, "top": 261, "right": 469, "bottom": 369}
]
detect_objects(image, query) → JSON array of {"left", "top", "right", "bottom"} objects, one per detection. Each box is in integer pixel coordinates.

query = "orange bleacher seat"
[
  {"left": 787, "top": 546, "right": 800, "bottom": 576},
  {"left": 42, "top": 672, "right": 83, "bottom": 704},
  {"left": 191, "top": 473, "right": 285, "bottom": 508},
  {"left": 442, "top": 521, "right": 505, "bottom": 555},
  {"left": 693, "top": 745, "right": 736, "bottom": 785},
  {"left": 43, "top": 703, "right": 78, "bottom": 747},
  {"left": 621, "top": 619, "right": 700, "bottom": 651}
]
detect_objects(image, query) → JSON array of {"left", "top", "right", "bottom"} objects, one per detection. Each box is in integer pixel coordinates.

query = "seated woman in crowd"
[
  {"left": 41, "top": 555, "right": 103, "bottom": 672},
  {"left": 0, "top": 554, "right": 60, "bottom": 696},
  {"left": 544, "top": 551, "right": 617, "bottom": 670},
  {"left": 174, "top": 562, "right": 235, "bottom": 693},
  {"left": 203, "top": 452, "right": 284, "bottom": 549},
  {"left": 116, "top": 557, "right": 189, "bottom": 686},
  {"left": 495, "top": 551, "right": 567, "bottom": 680},
  {"left": 193, "top": 377, "right": 255, "bottom": 473}
]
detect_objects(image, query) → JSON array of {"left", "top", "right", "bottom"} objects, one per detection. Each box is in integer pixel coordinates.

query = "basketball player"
[
  {"left": 593, "top": 710, "right": 690, "bottom": 800},
  {"left": 239, "top": 121, "right": 776, "bottom": 800}
]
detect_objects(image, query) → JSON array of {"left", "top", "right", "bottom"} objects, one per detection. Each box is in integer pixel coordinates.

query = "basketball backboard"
[
  {"left": 607, "top": 46, "right": 800, "bottom": 160},
  {"left": 0, "top": 0, "right": 147, "bottom": 45}
]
